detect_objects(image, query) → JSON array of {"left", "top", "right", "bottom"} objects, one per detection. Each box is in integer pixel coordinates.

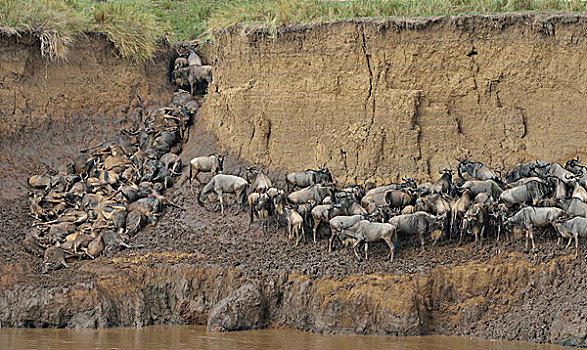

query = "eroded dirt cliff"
[
  {"left": 2, "top": 18, "right": 587, "bottom": 347},
  {"left": 202, "top": 13, "right": 587, "bottom": 184}
]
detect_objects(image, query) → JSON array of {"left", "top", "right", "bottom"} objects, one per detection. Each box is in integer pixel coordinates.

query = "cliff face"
[
  {"left": 0, "top": 33, "right": 173, "bottom": 200},
  {"left": 202, "top": 13, "right": 587, "bottom": 183}
]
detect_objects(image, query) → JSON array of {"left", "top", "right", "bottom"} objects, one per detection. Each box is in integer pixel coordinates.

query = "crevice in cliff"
[{"left": 359, "top": 24, "right": 376, "bottom": 141}]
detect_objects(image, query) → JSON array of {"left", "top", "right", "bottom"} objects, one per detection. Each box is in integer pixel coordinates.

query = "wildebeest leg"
[
  {"left": 417, "top": 223, "right": 426, "bottom": 252},
  {"left": 383, "top": 236, "right": 395, "bottom": 261},
  {"left": 528, "top": 226, "right": 536, "bottom": 252},
  {"left": 295, "top": 226, "right": 302, "bottom": 246},
  {"left": 364, "top": 242, "right": 369, "bottom": 260},
  {"left": 352, "top": 240, "right": 363, "bottom": 261},
  {"left": 215, "top": 189, "right": 224, "bottom": 216},
  {"left": 313, "top": 219, "right": 320, "bottom": 243},
  {"left": 328, "top": 229, "right": 337, "bottom": 252}
]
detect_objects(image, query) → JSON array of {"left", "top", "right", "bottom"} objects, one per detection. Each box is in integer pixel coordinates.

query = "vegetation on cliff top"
[{"left": 1, "top": 0, "right": 586, "bottom": 61}]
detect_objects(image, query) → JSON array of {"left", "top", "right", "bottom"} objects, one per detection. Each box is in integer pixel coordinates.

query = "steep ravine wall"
[{"left": 201, "top": 13, "right": 587, "bottom": 183}]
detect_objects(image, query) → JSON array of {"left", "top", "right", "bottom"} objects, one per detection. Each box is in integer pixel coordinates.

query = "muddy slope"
[
  {"left": 1, "top": 21, "right": 587, "bottom": 348},
  {"left": 202, "top": 13, "right": 587, "bottom": 183}
]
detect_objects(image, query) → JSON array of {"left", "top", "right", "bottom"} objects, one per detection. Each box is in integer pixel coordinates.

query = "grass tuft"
[{"left": 90, "top": 2, "right": 162, "bottom": 62}]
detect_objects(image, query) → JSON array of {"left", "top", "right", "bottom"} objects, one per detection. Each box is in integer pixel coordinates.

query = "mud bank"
[
  {"left": 2, "top": 17, "right": 587, "bottom": 348},
  {"left": 1, "top": 251, "right": 587, "bottom": 347},
  {"left": 202, "top": 13, "right": 587, "bottom": 183}
]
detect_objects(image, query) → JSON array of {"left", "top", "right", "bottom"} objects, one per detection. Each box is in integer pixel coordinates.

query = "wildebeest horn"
[{"left": 564, "top": 173, "right": 577, "bottom": 180}]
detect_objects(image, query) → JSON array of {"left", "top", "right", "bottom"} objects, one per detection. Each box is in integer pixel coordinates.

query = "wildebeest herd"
[
  {"left": 192, "top": 157, "right": 587, "bottom": 262},
  {"left": 21, "top": 44, "right": 587, "bottom": 272},
  {"left": 24, "top": 90, "right": 198, "bottom": 273}
]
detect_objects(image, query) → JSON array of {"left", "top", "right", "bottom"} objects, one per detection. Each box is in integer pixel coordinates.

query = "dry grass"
[{"left": 1, "top": 0, "right": 585, "bottom": 61}]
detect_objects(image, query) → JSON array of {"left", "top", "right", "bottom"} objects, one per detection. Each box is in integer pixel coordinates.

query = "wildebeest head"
[
  {"left": 318, "top": 165, "right": 333, "bottom": 183},
  {"left": 216, "top": 152, "right": 226, "bottom": 172}
]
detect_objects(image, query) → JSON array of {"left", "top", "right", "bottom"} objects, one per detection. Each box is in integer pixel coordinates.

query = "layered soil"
[
  {"left": 202, "top": 13, "right": 587, "bottom": 184},
  {"left": 1, "top": 15, "right": 587, "bottom": 347}
]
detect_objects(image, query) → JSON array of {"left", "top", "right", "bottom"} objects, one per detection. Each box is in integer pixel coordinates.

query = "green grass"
[{"left": 1, "top": 0, "right": 586, "bottom": 61}]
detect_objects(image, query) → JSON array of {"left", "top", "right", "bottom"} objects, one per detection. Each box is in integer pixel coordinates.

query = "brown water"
[{"left": 0, "top": 326, "right": 572, "bottom": 350}]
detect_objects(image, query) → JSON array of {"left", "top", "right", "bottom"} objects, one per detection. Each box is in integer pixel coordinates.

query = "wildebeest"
[
  {"left": 507, "top": 207, "right": 565, "bottom": 251},
  {"left": 430, "top": 169, "right": 454, "bottom": 195},
  {"left": 189, "top": 153, "right": 225, "bottom": 191},
  {"left": 285, "top": 166, "right": 332, "bottom": 193},
  {"left": 499, "top": 180, "right": 551, "bottom": 208},
  {"left": 287, "top": 184, "right": 333, "bottom": 205},
  {"left": 388, "top": 211, "right": 445, "bottom": 251},
  {"left": 338, "top": 220, "right": 397, "bottom": 261},
  {"left": 559, "top": 198, "right": 587, "bottom": 218},
  {"left": 457, "top": 159, "right": 499, "bottom": 181},
  {"left": 458, "top": 179, "right": 503, "bottom": 199},
  {"left": 254, "top": 193, "right": 274, "bottom": 232},
  {"left": 311, "top": 203, "right": 349, "bottom": 243},
  {"left": 42, "top": 246, "right": 68, "bottom": 273},
  {"left": 504, "top": 160, "right": 549, "bottom": 183},
  {"left": 246, "top": 167, "right": 272, "bottom": 193},
  {"left": 462, "top": 203, "right": 488, "bottom": 247},
  {"left": 198, "top": 174, "right": 249, "bottom": 215},
  {"left": 285, "top": 207, "right": 305, "bottom": 246},
  {"left": 552, "top": 217, "right": 587, "bottom": 257},
  {"left": 451, "top": 189, "right": 472, "bottom": 238},
  {"left": 328, "top": 215, "right": 365, "bottom": 252}
]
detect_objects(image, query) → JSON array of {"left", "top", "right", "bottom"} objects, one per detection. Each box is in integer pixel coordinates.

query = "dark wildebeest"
[
  {"left": 198, "top": 174, "right": 249, "bottom": 215},
  {"left": 552, "top": 217, "right": 587, "bottom": 257},
  {"left": 338, "top": 220, "right": 397, "bottom": 261},
  {"left": 504, "top": 160, "right": 549, "bottom": 183},
  {"left": 388, "top": 211, "right": 445, "bottom": 251},
  {"left": 461, "top": 203, "right": 488, "bottom": 247},
  {"left": 42, "top": 246, "right": 68, "bottom": 273},
  {"left": 189, "top": 153, "right": 225, "bottom": 191},
  {"left": 507, "top": 206, "right": 565, "bottom": 252},
  {"left": 430, "top": 169, "right": 454, "bottom": 195},
  {"left": 457, "top": 159, "right": 499, "bottom": 181}
]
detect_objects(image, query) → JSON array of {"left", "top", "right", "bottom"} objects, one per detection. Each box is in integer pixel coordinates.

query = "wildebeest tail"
[{"left": 241, "top": 183, "right": 250, "bottom": 206}]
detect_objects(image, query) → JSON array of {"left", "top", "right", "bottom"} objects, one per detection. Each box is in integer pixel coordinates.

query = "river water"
[{"left": 0, "top": 326, "right": 571, "bottom": 350}]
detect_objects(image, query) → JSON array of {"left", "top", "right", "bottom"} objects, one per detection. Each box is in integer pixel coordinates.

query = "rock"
[
  {"left": 207, "top": 282, "right": 268, "bottom": 332},
  {"left": 550, "top": 310, "right": 587, "bottom": 347}
]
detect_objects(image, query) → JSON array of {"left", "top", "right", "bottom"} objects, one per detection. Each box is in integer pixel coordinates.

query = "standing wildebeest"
[
  {"left": 457, "top": 159, "right": 499, "bottom": 181},
  {"left": 246, "top": 167, "right": 272, "bottom": 193},
  {"left": 552, "top": 217, "right": 587, "bottom": 257},
  {"left": 285, "top": 166, "right": 332, "bottom": 193},
  {"left": 287, "top": 184, "right": 333, "bottom": 205},
  {"left": 385, "top": 190, "right": 414, "bottom": 211},
  {"left": 285, "top": 207, "right": 305, "bottom": 245},
  {"left": 499, "top": 180, "right": 551, "bottom": 208},
  {"left": 198, "top": 174, "right": 249, "bottom": 215},
  {"left": 451, "top": 189, "right": 472, "bottom": 239},
  {"left": 388, "top": 211, "right": 445, "bottom": 251},
  {"left": 430, "top": 169, "right": 454, "bottom": 195},
  {"left": 462, "top": 203, "right": 488, "bottom": 247},
  {"left": 189, "top": 153, "right": 225, "bottom": 191},
  {"left": 338, "top": 220, "right": 397, "bottom": 261},
  {"left": 507, "top": 207, "right": 565, "bottom": 251},
  {"left": 559, "top": 198, "right": 587, "bottom": 218},
  {"left": 328, "top": 215, "right": 365, "bottom": 252},
  {"left": 457, "top": 179, "right": 503, "bottom": 199}
]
